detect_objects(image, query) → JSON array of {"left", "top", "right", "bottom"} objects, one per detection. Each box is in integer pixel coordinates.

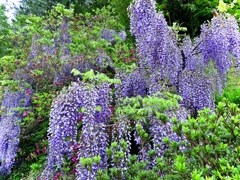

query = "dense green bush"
[{"left": 96, "top": 98, "right": 240, "bottom": 179}]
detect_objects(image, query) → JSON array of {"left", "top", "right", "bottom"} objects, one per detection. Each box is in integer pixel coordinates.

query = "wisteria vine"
[
  {"left": 1, "top": 0, "right": 240, "bottom": 179},
  {"left": 41, "top": 79, "right": 113, "bottom": 179},
  {"left": 0, "top": 89, "right": 32, "bottom": 176},
  {"left": 128, "top": 0, "right": 240, "bottom": 112}
]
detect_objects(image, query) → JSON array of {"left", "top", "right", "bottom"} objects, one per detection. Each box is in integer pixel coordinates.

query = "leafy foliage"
[
  {"left": 156, "top": 0, "right": 219, "bottom": 37},
  {"left": 16, "top": 0, "right": 111, "bottom": 17},
  {"left": 0, "top": 5, "right": 12, "bottom": 58},
  {"left": 96, "top": 98, "right": 240, "bottom": 179}
]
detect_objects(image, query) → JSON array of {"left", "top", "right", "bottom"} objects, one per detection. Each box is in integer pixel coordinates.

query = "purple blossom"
[
  {"left": 77, "top": 82, "right": 112, "bottom": 180},
  {"left": 109, "top": 113, "right": 131, "bottom": 176},
  {"left": 23, "top": 111, "right": 28, "bottom": 117},
  {"left": 178, "top": 70, "right": 214, "bottom": 114},
  {"left": 100, "top": 28, "right": 126, "bottom": 45},
  {"left": 42, "top": 80, "right": 112, "bottom": 179},
  {"left": 41, "top": 82, "right": 84, "bottom": 179},
  {"left": 129, "top": 0, "right": 182, "bottom": 86},
  {"left": 0, "top": 89, "right": 32, "bottom": 176},
  {"left": 198, "top": 14, "right": 240, "bottom": 75},
  {"left": 25, "top": 89, "right": 32, "bottom": 95},
  {"left": 115, "top": 69, "right": 147, "bottom": 99}
]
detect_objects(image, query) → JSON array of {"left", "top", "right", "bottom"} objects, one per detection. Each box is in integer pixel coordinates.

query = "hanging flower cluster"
[
  {"left": 0, "top": 89, "right": 32, "bottom": 176},
  {"left": 115, "top": 69, "right": 147, "bottom": 99},
  {"left": 41, "top": 82, "right": 83, "bottom": 178},
  {"left": 199, "top": 14, "right": 240, "bottom": 75},
  {"left": 129, "top": 0, "right": 182, "bottom": 86},
  {"left": 76, "top": 81, "right": 112, "bottom": 180},
  {"left": 129, "top": 0, "right": 240, "bottom": 112},
  {"left": 178, "top": 14, "right": 240, "bottom": 112},
  {"left": 41, "top": 79, "right": 112, "bottom": 179},
  {"left": 179, "top": 69, "right": 214, "bottom": 115}
]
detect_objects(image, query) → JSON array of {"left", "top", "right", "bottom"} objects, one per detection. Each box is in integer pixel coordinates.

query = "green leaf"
[
  {"left": 79, "top": 107, "right": 86, "bottom": 113},
  {"left": 217, "top": 0, "right": 227, "bottom": 12},
  {"left": 95, "top": 106, "right": 102, "bottom": 112},
  {"left": 71, "top": 68, "right": 82, "bottom": 76},
  {"left": 83, "top": 69, "right": 95, "bottom": 81}
]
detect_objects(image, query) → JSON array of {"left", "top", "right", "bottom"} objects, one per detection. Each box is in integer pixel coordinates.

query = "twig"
[{"left": 192, "top": 40, "right": 203, "bottom": 53}]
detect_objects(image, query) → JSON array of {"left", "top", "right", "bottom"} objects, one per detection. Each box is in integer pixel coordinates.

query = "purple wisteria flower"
[
  {"left": 41, "top": 80, "right": 112, "bottom": 179},
  {"left": 41, "top": 82, "right": 85, "bottom": 179},
  {"left": 115, "top": 69, "right": 147, "bottom": 99},
  {"left": 0, "top": 89, "right": 32, "bottom": 176},
  {"left": 129, "top": 0, "right": 182, "bottom": 86},
  {"left": 77, "top": 82, "right": 112, "bottom": 180},
  {"left": 178, "top": 69, "right": 214, "bottom": 114}
]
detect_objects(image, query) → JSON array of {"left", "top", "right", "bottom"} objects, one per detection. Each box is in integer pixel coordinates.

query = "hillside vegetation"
[{"left": 0, "top": 0, "right": 239, "bottom": 179}]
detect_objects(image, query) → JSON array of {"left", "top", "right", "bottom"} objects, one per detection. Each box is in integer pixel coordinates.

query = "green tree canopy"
[
  {"left": 0, "top": 4, "right": 12, "bottom": 58},
  {"left": 15, "top": 0, "right": 110, "bottom": 17},
  {"left": 157, "top": 0, "right": 219, "bottom": 37}
]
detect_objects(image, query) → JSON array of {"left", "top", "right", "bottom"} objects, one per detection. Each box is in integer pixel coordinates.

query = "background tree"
[
  {"left": 157, "top": 0, "right": 219, "bottom": 37},
  {"left": 15, "top": 0, "right": 110, "bottom": 17},
  {"left": 0, "top": 5, "right": 12, "bottom": 58}
]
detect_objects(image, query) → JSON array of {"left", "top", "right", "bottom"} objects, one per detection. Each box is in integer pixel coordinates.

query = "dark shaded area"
[{"left": 156, "top": 0, "right": 218, "bottom": 37}]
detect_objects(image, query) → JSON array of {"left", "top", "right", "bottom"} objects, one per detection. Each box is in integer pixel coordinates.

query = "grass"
[{"left": 216, "top": 67, "right": 240, "bottom": 105}]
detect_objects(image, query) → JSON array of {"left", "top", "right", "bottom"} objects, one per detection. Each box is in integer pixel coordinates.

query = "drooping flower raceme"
[
  {"left": 41, "top": 79, "right": 112, "bottom": 179},
  {"left": 196, "top": 14, "right": 240, "bottom": 92},
  {"left": 41, "top": 82, "right": 84, "bottom": 179},
  {"left": 178, "top": 14, "right": 240, "bottom": 112},
  {"left": 115, "top": 69, "right": 147, "bottom": 99},
  {"left": 200, "top": 23, "right": 230, "bottom": 74},
  {"left": 76, "top": 81, "right": 112, "bottom": 180},
  {"left": 129, "top": 0, "right": 182, "bottom": 86},
  {"left": 129, "top": 0, "right": 157, "bottom": 70},
  {"left": 0, "top": 89, "right": 32, "bottom": 176},
  {"left": 110, "top": 113, "right": 132, "bottom": 170},
  {"left": 178, "top": 69, "right": 214, "bottom": 115},
  {"left": 154, "top": 13, "right": 182, "bottom": 86},
  {"left": 199, "top": 14, "right": 240, "bottom": 75}
]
